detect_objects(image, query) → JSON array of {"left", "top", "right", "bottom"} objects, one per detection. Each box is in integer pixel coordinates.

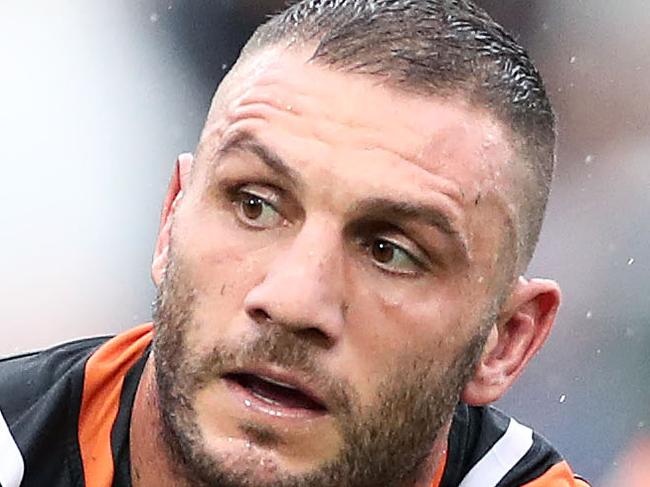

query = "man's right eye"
[{"left": 233, "top": 190, "right": 284, "bottom": 229}]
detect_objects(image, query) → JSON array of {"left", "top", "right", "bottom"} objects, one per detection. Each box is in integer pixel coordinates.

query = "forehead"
[{"left": 206, "top": 47, "right": 513, "bottom": 195}]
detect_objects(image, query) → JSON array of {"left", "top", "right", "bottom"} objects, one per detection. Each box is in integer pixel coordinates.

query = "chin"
[
  {"left": 202, "top": 437, "right": 287, "bottom": 481},
  {"left": 174, "top": 426, "right": 338, "bottom": 487}
]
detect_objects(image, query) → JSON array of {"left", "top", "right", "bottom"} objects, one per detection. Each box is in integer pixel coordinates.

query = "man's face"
[{"left": 152, "top": 47, "right": 516, "bottom": 487}]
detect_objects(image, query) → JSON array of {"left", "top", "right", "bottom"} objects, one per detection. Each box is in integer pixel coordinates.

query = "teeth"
[
  {"left": 258, "top": 375, "right": 300, "bottom": 391},
  {"left": 251, "top": 390, "right": 283, "bottom": 407}
]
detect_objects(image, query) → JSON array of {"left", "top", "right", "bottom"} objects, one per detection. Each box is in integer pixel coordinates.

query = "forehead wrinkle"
[
  {"left": 198, "top": 98, "right": 299, "bottom": 172},
  {"left": 225, "top": 51, "right": 433, "bottom": 156},
  {"left": 226, "top": 85, "right": 469, "bottom": 211},
  {"left": 197, "top": 53, "right": 305, "bottom": 157},
  {"left": 212, "top": 51, "right": 468, "bottom": 181},
  {"left": 214, "top": 129, "right": 304, "bottom": 192}
]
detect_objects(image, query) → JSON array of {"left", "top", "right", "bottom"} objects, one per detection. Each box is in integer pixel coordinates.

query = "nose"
[{"left": 243, "top": 217, "right": 347, "bottom": 347}]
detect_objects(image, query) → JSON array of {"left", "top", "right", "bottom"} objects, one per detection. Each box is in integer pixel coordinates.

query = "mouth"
[{"left": 223, "top": 371, "right": 328, "bottom": 418}]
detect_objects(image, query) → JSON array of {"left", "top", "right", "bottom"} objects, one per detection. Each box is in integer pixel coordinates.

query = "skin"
[{"left": 131, "top": 46, "right": 561, "bottom": 487}]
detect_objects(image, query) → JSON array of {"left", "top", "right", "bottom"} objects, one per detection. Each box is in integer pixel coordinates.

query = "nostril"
[
  {"left": 246, "top": 307, "right": 333, "bottom": 348},
  {"left": 249, "top": 307, "right": 273, "bottom": 324}
]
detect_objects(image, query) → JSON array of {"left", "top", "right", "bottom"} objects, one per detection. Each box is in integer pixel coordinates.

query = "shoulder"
[
  {"left": 0, "top": 325, "right": 154, "bottom": 487},
  {"left": 442, "top": 403, "right": 591, "bottom": 487},
  {"left": 0, "top": 335, "right": 112, "bottom": 487},
  {"left": 0, "top": 336, "right": 111, "bottom": 419}
]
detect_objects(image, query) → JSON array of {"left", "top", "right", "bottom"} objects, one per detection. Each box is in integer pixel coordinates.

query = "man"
[{"left": 0, "top": 1, "right": 590, "bottom": 486}]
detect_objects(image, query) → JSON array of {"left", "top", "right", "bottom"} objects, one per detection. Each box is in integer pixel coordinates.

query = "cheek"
[
  {"left": 174, "top": 196, "right": 280, "bottom": 287},
  {"left": 176, "top": 222, "right": 244, "bottom": 291},
  {"left": 336, "top": 284, "right": 467, "bottom": 405},
  {"left": 169, "top": 205, "right": 274, "bottom": 345}
]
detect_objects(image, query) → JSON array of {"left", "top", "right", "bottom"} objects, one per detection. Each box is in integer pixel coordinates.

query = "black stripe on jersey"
[
  {"left": 111, "top": 345, "right": 151, "bottom": 487},
  {"left": 0, "top": 336, "right": 111, "bottom": 487},
  {"left": 441, "top": 403, "right": 510, "bottom": 487},
  {"left": 441, "top": 404, "right": 565, "bottom": 487}
]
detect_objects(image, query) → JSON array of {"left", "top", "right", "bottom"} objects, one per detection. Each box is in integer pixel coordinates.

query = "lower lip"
[{"left": 223, "top": 377, "right": 328, "bottom": 421}]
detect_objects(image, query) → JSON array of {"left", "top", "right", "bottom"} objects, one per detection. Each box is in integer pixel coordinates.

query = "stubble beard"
[{"left": 152, "top": 254, "right": 490, "bottom": 487}]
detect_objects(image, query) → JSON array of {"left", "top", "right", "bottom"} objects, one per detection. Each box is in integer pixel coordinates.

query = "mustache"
[{"left": 188, "top": 326, "right": 355, "bottom": 415}]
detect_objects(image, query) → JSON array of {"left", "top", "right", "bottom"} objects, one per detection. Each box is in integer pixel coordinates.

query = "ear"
[
  {"left": 461, "top": 277, "right": 561, "bottom": 405},
  {"left": 151, "top": 153, "right": 194, "bottom": 287}
]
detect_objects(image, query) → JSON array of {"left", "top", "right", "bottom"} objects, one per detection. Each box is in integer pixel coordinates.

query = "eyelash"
[
  {"left": 359, "top": 236, "right": 428, "bottom": 275},
  {"left": 229, "top": 186, "right": 283, "bottom": 226}
]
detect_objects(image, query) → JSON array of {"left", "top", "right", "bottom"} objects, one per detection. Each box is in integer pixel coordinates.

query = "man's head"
[{"left": 148, "top": 1, "right": 561, "bottom": 486}]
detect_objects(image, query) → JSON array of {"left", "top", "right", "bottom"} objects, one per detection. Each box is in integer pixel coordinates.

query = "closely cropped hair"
[{"left": 245, "top": 0, "right": 556, "bottom": 272}]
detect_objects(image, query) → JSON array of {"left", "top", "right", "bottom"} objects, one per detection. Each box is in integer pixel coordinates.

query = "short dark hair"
[{"left": 243, "top": 0, "right": 556, "bottom": 272}]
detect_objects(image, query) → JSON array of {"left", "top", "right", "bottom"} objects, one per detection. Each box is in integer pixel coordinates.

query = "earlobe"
[
  {"left": 461, "top": 277, "right": 561, "bottom": 406},
  {"left": 151, "top": 153, "right": 194, "bottom": 287}
]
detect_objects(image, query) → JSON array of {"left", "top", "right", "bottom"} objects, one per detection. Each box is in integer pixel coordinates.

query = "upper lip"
[{"left": 223, "top": 366, "right": 328, "bottom": 411}]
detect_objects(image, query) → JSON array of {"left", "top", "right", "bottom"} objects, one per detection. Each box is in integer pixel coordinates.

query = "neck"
[
  {"left": 130, "top": 357, "right": 188, "bottom": 487},
  {"left": 411, "top": 426, "right": 450, "bottom": 487},
  {"left": 130, "top": 357, "right": 450, "bottom": 487}
]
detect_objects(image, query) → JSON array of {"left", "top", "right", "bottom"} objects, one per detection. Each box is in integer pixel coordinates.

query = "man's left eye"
[
  {"left": 369, "top": 238, "right": 422, "bottom": 275},
  {"left": 233, "top": 190, "right": 283, "bottom": 229}
]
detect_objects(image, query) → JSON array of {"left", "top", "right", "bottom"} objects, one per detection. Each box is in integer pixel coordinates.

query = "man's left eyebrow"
[
  {"left": 353, "top": 197, "right": 469, "bottom": 255},
  {"left": 215, "top": 131, "right": 301, "bottom": 186}
]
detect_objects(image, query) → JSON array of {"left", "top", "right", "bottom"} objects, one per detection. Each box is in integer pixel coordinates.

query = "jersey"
[{"left": 0, "top": 324, "right": 590, "bottom": 487}]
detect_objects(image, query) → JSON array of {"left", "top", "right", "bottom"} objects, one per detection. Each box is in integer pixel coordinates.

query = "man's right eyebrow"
[{"left": 214, "top": 131, "right": 301, "bottom": 186}]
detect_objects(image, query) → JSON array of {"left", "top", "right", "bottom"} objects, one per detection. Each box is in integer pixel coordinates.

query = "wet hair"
[{"left": 242, "top": 0, "right": 556, "bottom": 273}]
